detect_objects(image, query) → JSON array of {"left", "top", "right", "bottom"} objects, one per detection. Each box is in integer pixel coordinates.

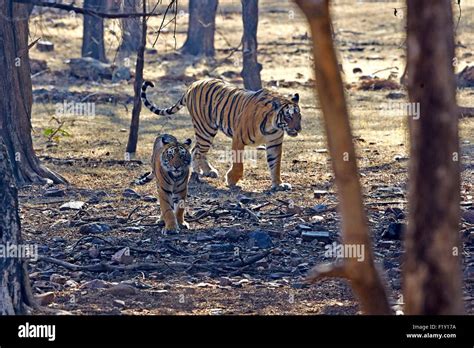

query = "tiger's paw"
[
  {"left": 271, "top": 183, "right": 292, "bottom": 191},
  {"left": 161, "top": 226, "right": 180, "bottom": 235},
  {"left": 179, "top": 221, "right": 190, "bottom": 230},
  {"left": 202, "top": 169, "right": 219, "bottom": 178}
]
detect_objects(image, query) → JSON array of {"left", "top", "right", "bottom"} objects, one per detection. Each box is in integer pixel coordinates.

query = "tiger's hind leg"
[
  {"left": 191, "top": 132, "right": 219, "bottom": 178},
  {"left": 225, "top": 138, "right": 245, "bottom": 188}
]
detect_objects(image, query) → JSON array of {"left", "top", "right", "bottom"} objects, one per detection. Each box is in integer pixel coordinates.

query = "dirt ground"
[{"left": 22, "top": 0, "right": 474, "bottom": 315}]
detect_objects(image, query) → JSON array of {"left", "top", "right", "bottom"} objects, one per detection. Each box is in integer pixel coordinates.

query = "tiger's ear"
[
  {"left": 183, "top": 138, "right": 192, "bottom": 148},
  {"left": 272, "top": 100, "right": 281, "bottom": 111},
  {"left": 291, "top": 93, "right": 300, "bottom": 104}
]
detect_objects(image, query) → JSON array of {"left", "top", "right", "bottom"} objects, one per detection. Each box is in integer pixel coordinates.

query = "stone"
[
  {"left": 44, "top": 188, "right": 64, "bottom": 197},
  {"left": 313, "top": 190, "right": 329, "bottom": 198},
  {"left": 386, "top": 92, "right": 406, "bottom": 100},
  {"left": 113, "top": 299, "right": 126, "bottom": 308},
  {"left": 312, "top": 204, "right": 328, "bottom": 213},
  {"left": 50, "top": 274, "right": 67, "bottom": 285},
  {"left": 107, "top": 284, "right": 137, "bottom": 297},
  {"left": 462, "top": 210, "right": 474, "bottom": 224},
  {"left": 301, "top": 231, "right": 331, "bottom": 242},
  {"left": 80, "top": 279, "right": 111, "bottom": 290},
  {"left": 68, "top": 57, "right": 113, "bottom": 80},
  {"left": 60, "top": 201, "right": 85, "bottom": 211},
  {"left": 123, "top": 188, "right": 141, "bottom": 199},
  {"left": 248, "top": 230, "right": 273, "bottom": 249},
  {"left": 37, "top": 40, "right": 54, "bottom": 52},
  {"left": 79, "top": 223, "right": 112, "bottom": 234},
  {"left": 111, "top": 247, "right": 133, "bottom": 265},
  {"left": 30, "top": 58, "right": 48, "bottom": 74},
  {"left": 112, "top": 66, "right": 131, "bottom": 82},
  {"left": 35, "top": 292, "right": 55, "bottom": 306},
  {"left": 142, "top": 195, "right": 157, "bottom": 202},
  {"left": 457, "top": 65, "right": 474, "bottom": 88},
  {"left": 381, "top": 222, "right": 406, "bottom": 240}
]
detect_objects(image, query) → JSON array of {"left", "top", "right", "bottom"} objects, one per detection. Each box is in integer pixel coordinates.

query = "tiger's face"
[
  {"left": 274, "top": 93, "right": 302, "bottom": 137},
  {"left": 160, "top": 136, "right": 192, "bottom": 180}
]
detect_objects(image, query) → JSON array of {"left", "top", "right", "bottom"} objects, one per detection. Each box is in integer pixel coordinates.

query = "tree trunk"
[
  {"left": 118, "top": 0, "right": 141, "bottom": 57},
  {"left": 404, "top": 0, "right": 464, "bottom": 314},
  {"left": 181, "top": 0, "right": 218, "bottom": 57},
  {"left": 0, "top": 1, "right": 66, "bottom": 186},
  {"left": 82, "top": 0, "right": 108, "bottom": 62},
  {"left": 294, "top": 0, "right": 390, "bottom": 314},
  {"left": 241, "top": 0, "right": 262, "bottom": 90},
  {"left": 0, "top": 140, "right": 30, "bottom": 315},
  {"left": 125, "top": 0, "right": 147, "bottom": 158}
]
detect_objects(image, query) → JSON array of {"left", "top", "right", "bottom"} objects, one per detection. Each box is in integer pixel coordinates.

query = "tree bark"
[
  {"left": 0, "top": 1, "right": 66, "bottom": 186},
  {"left": 118, "top": 0, "right": 141, "bottom": 57},
  {"left": 125, "top": 0, "right": 147, "bottom": 158},
  {"left": 181, "top": 0, "right": 218, "bottom": 57},
  {"left": 294, "top": 0, "right": 391, "bottom": 315},
  {"left": 82, "top": 0, "right": 108, "bottom": 62},
  {"left": 404, "top": 0, "right": 464, "bottom": 314},
  {"left": 0, "top": 140, "right": 30, "bottom": 315},
  {"left": 241, "top": 0, "right": 262, "bottom": 90}
]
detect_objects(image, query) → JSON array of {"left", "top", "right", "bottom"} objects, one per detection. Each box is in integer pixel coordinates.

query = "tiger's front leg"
[
  {"left": 174, "top": 188, "right": 189, "bottom": 230},
  {"left": 158, "top": 187, "right": 179, "bottom": 234},
  {"left": 266, "top": 138, "right": 291, "bottom": 191},
  {"left": 225, "top": 138, "right": 245, "bottom": 188}
]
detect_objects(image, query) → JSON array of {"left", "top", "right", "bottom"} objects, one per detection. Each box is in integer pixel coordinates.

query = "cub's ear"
[
  {"left": 183, "top": 138, "right": 192, "bottom": 148},
  {"left": 291, "top": 93, "right": 300, "bottom": 103},
  {"left": 160, "top": 134, "right": 175, "bottom": 145},
  {"left": 272, "top": 100, "right": 281, "bottom": 111}
]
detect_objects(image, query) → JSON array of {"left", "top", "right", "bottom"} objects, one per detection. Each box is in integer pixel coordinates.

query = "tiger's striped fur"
[
  {"left": 141, "top": 78, "right": 302, "bottom": 190},
  {"left": 135, "top": 134, "right": 192, "bottom": 233}
]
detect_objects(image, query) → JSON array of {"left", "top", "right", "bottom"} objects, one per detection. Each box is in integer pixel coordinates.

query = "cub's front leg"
[
  {"left": 266, "top": 137, "right": 291, "bottom": 191},
  {"left": 158, "top": 187, "right": 179, "bottom": 234}
]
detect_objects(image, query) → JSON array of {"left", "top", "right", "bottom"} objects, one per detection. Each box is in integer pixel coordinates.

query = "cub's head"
[
  {"left": 272, "top": 93, "right": 302, "bottom": 137},
  {"left": 157, "top": 134, "right": 192, "bottom": 179}
]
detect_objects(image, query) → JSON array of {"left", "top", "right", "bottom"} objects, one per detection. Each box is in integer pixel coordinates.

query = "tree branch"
[{"left": 14, "top": 0, "right": 163, "bottom": 18}]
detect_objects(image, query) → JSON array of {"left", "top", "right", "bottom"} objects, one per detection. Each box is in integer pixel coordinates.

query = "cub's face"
[
  {"left": 160, "top": 139, "right": 192, "bottom": 179},
  {"left": 274, "top": 93, "right": 302, "bottom": 137}
]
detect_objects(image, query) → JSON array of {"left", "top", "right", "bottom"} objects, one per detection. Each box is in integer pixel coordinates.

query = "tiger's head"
[
  {"left": 157, "top": 134, "right": 192, "bottom": 180},
  {"left": 272, "top": 93, "right": 302, "bottom": 137}
]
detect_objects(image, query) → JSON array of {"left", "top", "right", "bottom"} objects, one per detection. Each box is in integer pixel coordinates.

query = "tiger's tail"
[
  {"left": 133, "top": 171, "right": 154, "bottom": 185},
  {"left": 141, "top": 81, "right": 186, "bottom": 116}
]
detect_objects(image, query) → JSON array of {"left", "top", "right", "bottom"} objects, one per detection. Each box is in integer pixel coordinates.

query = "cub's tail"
[
  {"left": 141, "top": 81, "right": 186, "bottom": 116},
  {"left": 133, "top": 171, "right": 154, "bottom": 185}
]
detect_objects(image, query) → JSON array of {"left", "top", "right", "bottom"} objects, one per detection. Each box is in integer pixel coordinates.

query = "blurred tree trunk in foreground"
[
  {"left": 404, "top": 0, "right": 464, "bottom": 314},
  {"left": 294, "top": 0, "right": 390, "bottom": 314},
  {"left": 181, "top": 0, "right": 218, "bottom": 57},
  {"left": 241, "top": 0, "right": 262, "bottom": 90},
  {"left": 0, "top": 1, "right": 66, "bottom": 185},
  {"left": 0, "top": 140, "right": 30, "bottom": 315},
  {"left": 82, "top": 0, "right": 108, "bottom": 62},
  {"left": 119, "top": 0, "right": 141, "bottom": 57},
  {"left": 125, "top": 0, "right": 147, "bottom": 158}
]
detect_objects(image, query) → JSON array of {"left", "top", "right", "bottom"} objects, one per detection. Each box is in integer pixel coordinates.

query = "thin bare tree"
[
  {"left": 241, "top": 0, "right": 262, "bottom": 90},
  {"left": 181, "top": 0, "right": 218, "bottom": 57},
  {"left": 294, "top": 0, "right": 391, "bottom": 314}
]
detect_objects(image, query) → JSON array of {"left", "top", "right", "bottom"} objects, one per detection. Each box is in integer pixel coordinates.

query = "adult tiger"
[
  {"left": 141, "top": 78, "right": 302, "bottom": 190},
  {"left": 134, "top": 134, "right": 192, "bottom": 234}
]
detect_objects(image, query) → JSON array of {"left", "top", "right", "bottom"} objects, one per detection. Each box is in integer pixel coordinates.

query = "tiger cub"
[
  {"left": 135, "top": 134, "right": 192, "bottom": 234},
  {"left": 141, "top": 78, "right": 302, "bottom": 191}
]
